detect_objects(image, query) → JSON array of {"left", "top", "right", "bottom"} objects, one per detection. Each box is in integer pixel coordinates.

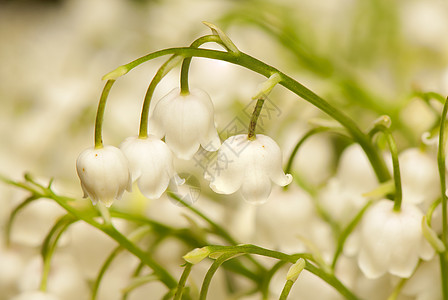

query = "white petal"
[
  {"left": 208, "top": 135, "right": 247, "bottom": 194},
  {"left": 149, "top": 88, "right": 220, "bottom": 160},
  {"left": 249, "top": 134, "right": 292, "bottom": 186},
  {"left": 138, "top": 171, "right": 172, "bottom": 199},
  {"left": 148, "top": 88, "right": 178, "bottom": 138},
  {"left": 120, "top": 135, "right": 175, "bottom": 199},
  {"left": 241, "top": 173, "right": 272, "bottom": 204},
  {"left": 358, "top": 247, "right": 388, "bottom": 279}
]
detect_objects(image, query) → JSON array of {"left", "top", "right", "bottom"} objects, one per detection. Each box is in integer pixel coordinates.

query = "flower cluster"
[{"left": 76, "top": 87, "right": 292, "bottom": 207}]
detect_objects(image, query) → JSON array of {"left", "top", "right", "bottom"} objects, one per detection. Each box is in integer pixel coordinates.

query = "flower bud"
[
  {"left": 182, "top": 247, "right": 210, "bottom": 264},
  {"left": 286, "top": 258, "right": 306, "bottom": 282}
]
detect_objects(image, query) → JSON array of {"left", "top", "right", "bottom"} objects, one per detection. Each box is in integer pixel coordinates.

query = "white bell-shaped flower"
[
  {"left": 76, "top": 145, "right": 131, "bottom": 207},
  {"left": 205, "top": 134, "right": 292, "bottom": 204},
  {"left": 120, "top": 135, "right": 177, "bottom": 199},
  {"left": 149, "top": 87, "right": 221, "bottom": 160},
  {"left": 357, "top": 199, "right": 434, "bottom": 279}
]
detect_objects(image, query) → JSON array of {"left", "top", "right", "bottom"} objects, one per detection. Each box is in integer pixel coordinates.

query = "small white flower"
[
  {"left": 76, "top": 145, "right": 131, "bottom": 207},
  {"left": 206, "top": 134, "right": 292, "bottom": 204},
  {"left": 149, "top": 87, "right": 221, "bottom": 160},
  {"left": 357, "top": 200, "right": 434, "bottom": 279},
  {"left": 120, "top": 135, "right": 177, "bottom": 199}
]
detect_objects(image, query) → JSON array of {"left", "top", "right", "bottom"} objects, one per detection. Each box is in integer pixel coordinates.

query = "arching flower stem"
[
  {"left": 437, "top": 97, "right": 448, "bottom": 299},
  {"left": 139, "top": 55, "right": 182, "bottom": 139},
  {"left": 104, "top": 46, "right": 390, "bottom": 184},
  {"left": 247, "top": 98, "right": 264, "bottom": 140},
  {"left": 369, "top": 123, "right": 402, "bottom": 211},
  {"left": 180, "top": 35, "right": 223, "bottom": 95},
  {"left": 94, "top": 80, "right": 115, "bottom": 148}
]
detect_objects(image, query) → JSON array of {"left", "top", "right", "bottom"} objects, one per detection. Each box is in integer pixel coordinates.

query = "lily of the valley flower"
[
  {"left": 149, "top": 87, "right": 221, "bottom": 160},
  {"left": 76, "top": 145, "right": 131, "bottom": 207},
  {"left": 357, "top": 200, "right": 434, "bottom": 279},
  {"left": 120, "top": 135, "right": 178, "bottom": 199},
  {"left": 205, "top": 134, "right": 292, "bottom": 204}
]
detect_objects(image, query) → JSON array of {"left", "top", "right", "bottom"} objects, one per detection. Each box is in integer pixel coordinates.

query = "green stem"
[
  {"left": 139, "top": 55, "right": 181, "bottom": 138},
  {"left": 94, "top": 80, "right": 115, "bottom": 148},
  {"left": 109, "top": 47, "right": 390, "bottom": 183},
  {"left": 285, "top": 127, "right": 330, "bottom": 175},
  {"left": 180, "top": 35, "right": 223, "bottom": 95},
  {"left": 167, "top": 192, "right": 266, "bottom": 274},
  {"left": 91, "top": 246, "right": 121, "bottom": 300},
  {"left": 437, "top": 98, "right": 448, "bottom": 300},
  {"left": 42, "top": 191, "right": 177, "bottom": 289},
  {"left": 387, "top": 277, "right": 408, "bottom": 300},
  {"left": 40, "top": 215, "right": 77, "bottom": 292},
  {"left": 199, "top": 252, "right": 237, "bottom": 300},
  {"left": 279, "top": 280, "right": 294, "bottom": 300},
  {"left": 91, "top": 226, "right": 150, "bottom": 300},
  {"left": 5, "top": 195, "right": 38, "bottom": 246},
  {"left": 205, "top": 244, "right": 359, "bottom": 300},
  {"left": 247, "top": 98, "right": 265, "bottom": 140},
  {"left": 262, "top": 261, "right": 286, "bottom": 300},
  {"left": 173, "top": 263, "right": 192, "bottom": 300},
  {"left": 370, "top": 125, "right": 402, "bottom": 211},
  {"left": 331, "top": 201, "right": 373, "bottom": 269}
]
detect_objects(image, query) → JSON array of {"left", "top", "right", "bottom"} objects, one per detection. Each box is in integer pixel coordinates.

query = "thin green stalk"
[
  {"left": 205, "top": 244, "right": 359, "bottom": 300},
  {"left": 387, "top": 277, "right": 408, "bottom": 300},
  {"left": 285, "top": 127, "right": 330, "bottom": 175},
  {"left": 173, "top": 263, "right": 193, "bottom": 300},
  {"left": 180, "top": 35, "right": 223, "bottom": 94},
  {"left": 167, "top": 192, "right": 266, "bottom": 274},
  {"left": 29, "top": 183, "right": 178, "bottom": 289},
  {"left": 437, "top": 98, "right": 448, "bottom": 299},
  {"left": 91, "top": 246, "right": 121, "bottom": 300},
  {"left": 94, "top": 80, "right": 115, "bottom": 148},
  {"left": 121, "top": 274, "right": 157, "bottom": 295},
  {"left": 279, "top": 280, "right": 294, "bottom": 300},
  {"left": 40, "top": 215, "right": 77, "bottom": 292},
  {"left": 247, "top": 98, "right": 265, "bottom": 140},
  {"left": 5, "top": 195, "right": 38, "bottom": 246},
  {"left": 262, "top": 261, "right": 286, "bottom": 300},
  {"left": 139, "top": 55, "right": 181, "bottom": 138},
  {"left": 331, "top": 201, "right": 373, "bottom": 269},
  {"left": 199, "top": 252, "right": 237, "bottom": 300},
  {"left": 106, "top": 46, "right": 390, "bottom": 183},
  {"left": 370, "top": 125, "right": 402, "bottom": 211}
]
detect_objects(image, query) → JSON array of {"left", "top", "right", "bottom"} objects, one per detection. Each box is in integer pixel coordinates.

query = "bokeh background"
[{"left": 1, "top": 0, "right": 448, "bottom": 299}]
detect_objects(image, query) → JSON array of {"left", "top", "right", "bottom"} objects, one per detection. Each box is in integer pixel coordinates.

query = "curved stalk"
[
  {"left": 106, "top": 47, "right": 390, "bottom": 183},
  {"left": 437, "top": 98, "right": 448, "bottom": 299},
  {"left": 94, "top": 80, "right": 115, "bottom": 148}
]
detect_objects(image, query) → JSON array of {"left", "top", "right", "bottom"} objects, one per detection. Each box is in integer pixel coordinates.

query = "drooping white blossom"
[
  {"left": 357, "top": 200, "right": 434, "bottom": 279},
  {"left": 76, "top": 145, "right": 131, "bottom": 207},
  {"left": 205, "top": 134, "right": 292, "bottom": 204},
  {"left": 149, "top": 88, "right": 221, "bottom": 160},
  {"left": 120, "top": 135, "right": 178, "bottom": 199}
]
